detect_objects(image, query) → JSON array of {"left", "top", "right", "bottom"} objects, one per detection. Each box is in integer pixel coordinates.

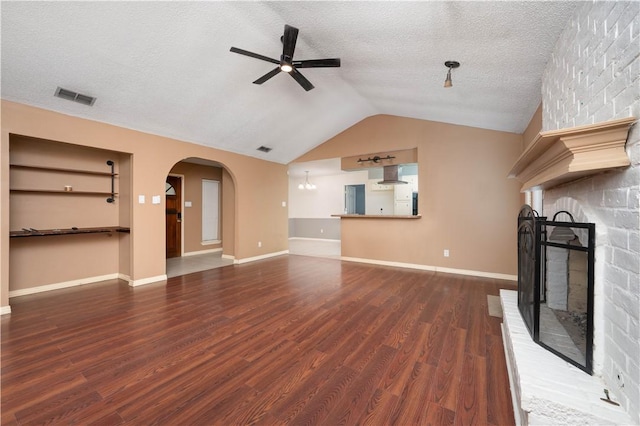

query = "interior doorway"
[
  {"left": 345, "top": 184, "right": 365, "bottom": 215},
  {"left": 166, "top": 175, "right": 182, "bottom": 258}
]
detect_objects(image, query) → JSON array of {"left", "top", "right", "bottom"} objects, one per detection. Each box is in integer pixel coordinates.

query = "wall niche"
[{"left": 8, "top": 134, "right": 132, "bottom": 295}]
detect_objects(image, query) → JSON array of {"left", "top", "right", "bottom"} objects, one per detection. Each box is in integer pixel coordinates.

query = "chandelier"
[{"left": 298, "top": 171, "right": 316, "bottom": 190}]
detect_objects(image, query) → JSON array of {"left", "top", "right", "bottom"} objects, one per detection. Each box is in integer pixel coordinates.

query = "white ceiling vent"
[{"left": 54, "top": 87, "right": 96, "bottom": 106}]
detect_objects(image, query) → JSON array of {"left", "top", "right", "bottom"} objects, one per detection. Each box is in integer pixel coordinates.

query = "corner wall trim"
[
  {"left": 8, "top": 273, "right": 120, "bottom": 298},
  {"left": 129, "top": 275, "right": 167, "bottom": 287},
  {"left": 184, "top": 248, "right": 223, "bottom": 257},
  {"left": 340, "top": 257, "right": 517, "bottom": 281},
  {"left": 235, "top": 250, "right": 289, "bottom": 264},
  {"left": 1, "top": 305, "right": 12, "bottom": 315}
]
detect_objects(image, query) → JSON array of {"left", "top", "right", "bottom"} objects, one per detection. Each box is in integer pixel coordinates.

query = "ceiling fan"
[{"left": 230, "top": 24, "right": 340, "bottom": 91}]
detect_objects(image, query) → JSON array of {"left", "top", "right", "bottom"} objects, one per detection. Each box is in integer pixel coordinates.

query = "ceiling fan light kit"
[
  {"left": 230, "top": 24, "right": 341, "bottom": 91},
  {"left": 444, "top": 60, "right": 460, "bottom": 88}
]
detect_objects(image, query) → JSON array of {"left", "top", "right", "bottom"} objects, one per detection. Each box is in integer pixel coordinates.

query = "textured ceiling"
[{"left": 1, "top": 1, "right": 579, "bottom": 165}]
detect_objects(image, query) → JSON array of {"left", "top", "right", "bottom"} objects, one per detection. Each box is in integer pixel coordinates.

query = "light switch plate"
[
  {"left": 152, "top": 195, "right": 161, "bottom": 205},
  {"left": 138, "top": 195, "right": 145, "bottom": 204},
  {"left": 185, "top": 201, "right": 192, "bottom": 207}
]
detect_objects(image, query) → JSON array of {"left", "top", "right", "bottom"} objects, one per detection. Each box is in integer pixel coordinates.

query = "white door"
[{"left": 202, "top": 179, "right": 220, "bottom": 242}]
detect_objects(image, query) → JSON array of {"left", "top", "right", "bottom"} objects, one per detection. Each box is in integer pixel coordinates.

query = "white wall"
[
  {"left": 289, "top": 171, "right": 419, "bottom": 218},
  {"left": 288, "top": 171, "right": 367, "bottom": 218},
  {"left": 542, "top": 1, "right": 639, "bottom": 421}
]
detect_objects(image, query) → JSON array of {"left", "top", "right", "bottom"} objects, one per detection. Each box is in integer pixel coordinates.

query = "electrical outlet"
[
  {"left": 258, "top": 241, "right": 262, "bottom": 248},
  {"left": 444, "top": 249, "right": 450, "bottom": 257}
]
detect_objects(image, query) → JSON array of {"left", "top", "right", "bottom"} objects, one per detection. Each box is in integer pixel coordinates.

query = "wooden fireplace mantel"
[{"left": 508, "top": 117, "right": 636, "bottom": 191}]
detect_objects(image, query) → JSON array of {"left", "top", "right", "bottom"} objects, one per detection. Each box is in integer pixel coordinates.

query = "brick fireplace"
[{"left": 504, "top": 2, "right": 639, "bottom": 424}]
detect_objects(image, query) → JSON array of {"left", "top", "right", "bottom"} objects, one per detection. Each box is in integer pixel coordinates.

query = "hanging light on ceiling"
[
  {"left": 444, "top": 60, "right": 460, "bottom": 88},
  {"left": 298, "top": 171, "right": 316, "bottom": 190}
]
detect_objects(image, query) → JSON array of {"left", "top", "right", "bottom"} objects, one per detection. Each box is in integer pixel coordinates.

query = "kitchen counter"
[{"left": 331, "top": 214, "right": 421, "bottom": 219}]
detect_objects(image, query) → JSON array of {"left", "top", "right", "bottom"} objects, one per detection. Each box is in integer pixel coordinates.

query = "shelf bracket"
[{"left": 107, "top": 160, "right": 115, "bottom": 203}]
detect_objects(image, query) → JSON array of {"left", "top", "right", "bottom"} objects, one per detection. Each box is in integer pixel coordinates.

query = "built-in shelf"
[
  {"left": 10, "top": 227, "right": 130, "bottom": 238},
  {"left": 332, "top": 214, "right": 422, "bottom": 219},
  {"left": 10, "top": 160, "right": 118, "bottom": 202},
  {"left": 508, "top": 117, "right": 636, "bottom": 191},
  {"left": 10, "top": 164, "right": 118, "bottom": 176},
  {"left": 10, "top": 189, "right": 118, "bottom": 196}
]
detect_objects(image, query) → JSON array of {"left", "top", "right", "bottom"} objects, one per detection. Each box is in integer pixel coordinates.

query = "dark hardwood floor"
[{"left": 1, "top": 255, "right": 515, "bottom": 425}]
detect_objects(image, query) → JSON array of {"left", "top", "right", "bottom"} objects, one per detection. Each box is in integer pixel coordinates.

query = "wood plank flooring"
[{"left": 1, "top": 255, "right": 515, "bottom": 425}]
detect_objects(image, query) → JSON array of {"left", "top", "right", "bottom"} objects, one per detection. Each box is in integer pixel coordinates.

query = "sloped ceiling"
[{"left": 1, "top": 1, "right": 578, "bottom": 165}]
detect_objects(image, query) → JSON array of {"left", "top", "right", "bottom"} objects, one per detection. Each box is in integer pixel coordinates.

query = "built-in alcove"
[{"left": 8, "top": 134, "right": 132, "bottom": 296}]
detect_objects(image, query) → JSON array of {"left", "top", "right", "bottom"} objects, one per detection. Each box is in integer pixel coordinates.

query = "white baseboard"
[
  {"left": 183, "top": 248, "right": 223, "bottom": 257},
  {"left": 340, "top": 256, "right": 517, "bottom": 282},
  {"left": 234, "top": 250, "right": 289, "bottom": 264},
  {"left": 118, "top": 273, "right": 132, "bottom": 284},
  {"left": 1, "top": 305, "right": 12, "bottom": 315},
  {"left": 129, "top": 275, "right": 167, "bottom": 287},
  {"left": 435, "top": 266, "right": 517, "bottom": 282},
  {"left": 289, "top": 237, "right": 341, "bottom": 242},
  {"left": 222, "top": 254, "right": 235, "bottom": 261},
  {"left": 8, "top": 273, "right": 121, "bottom": 298},
  {"left": 340, "top": 257, "right": 436, "bottom": 272}
]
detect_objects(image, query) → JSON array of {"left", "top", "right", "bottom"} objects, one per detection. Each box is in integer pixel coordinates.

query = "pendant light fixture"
[
  {"left": 444, "top": 60, "right": 460, "bottom": 88},
  {"left": 298, "top": 171, "right": 316, "bottom": 190}
]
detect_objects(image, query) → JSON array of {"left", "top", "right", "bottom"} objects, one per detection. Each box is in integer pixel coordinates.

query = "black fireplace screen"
[{"left": 517, "top": 205, "right": 595, "bottom": 374}]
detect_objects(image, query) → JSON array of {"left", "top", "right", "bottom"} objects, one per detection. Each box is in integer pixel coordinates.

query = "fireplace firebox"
[{"left": 517, "top": 205, "right": 595, "bottom": 373}]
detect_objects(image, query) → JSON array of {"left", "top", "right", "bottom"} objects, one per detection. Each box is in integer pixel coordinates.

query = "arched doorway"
[{"left": 165, "top": 158, "right": 236, "bottom": 277}]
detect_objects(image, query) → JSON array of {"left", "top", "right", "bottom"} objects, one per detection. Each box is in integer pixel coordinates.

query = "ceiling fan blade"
[
  {"left": 293, "top": 58, "right": 341, "bottom": 68},
  {"left": 290, "top": 68, "right": 314, "bottom": 91},
  {"left": 282, "top": 25, "right": 299, "bottom": 61},
  {"left": 230, "top": 47, "right": 279, "bottom": 65},
  {"left": 253, "top": 67, "right": 281, "bottom": 85}
]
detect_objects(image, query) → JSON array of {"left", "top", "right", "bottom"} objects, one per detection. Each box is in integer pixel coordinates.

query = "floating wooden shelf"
[
  {"left": 10, "top": 189, "right": 118, "bottom": 196},
  {"left": 10, "top": 164, "right": 118, "bottom": 176},
  {"left": 10, "top": 160, "right": 118, "bottom": 202},
  {"left": 10, "top": 227, "right": 130, "bottom": 238},
  {"left": 508, "top": 117, "right": 636, "bottom": 191}
]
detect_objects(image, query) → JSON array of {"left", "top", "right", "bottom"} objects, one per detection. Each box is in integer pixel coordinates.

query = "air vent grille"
[
  {"left": 257, "top": 146, "right": 272, "bottom": 153},
  {"left": 54, "top": 87, "right": 96, "bottom": 106}
]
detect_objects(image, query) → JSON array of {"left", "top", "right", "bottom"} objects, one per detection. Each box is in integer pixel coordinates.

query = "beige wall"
[
  {"left": 295, "top": 114, "right": 523, "bottom": 276},
  {"left": 222, "top": 168, "right": 235, "bottom": 257},
  {"left": 169, "top": 161, "right": 223, "bottom": 254},
  {"left": 1, "top": 100, "right": 289, "bottom": 308}
]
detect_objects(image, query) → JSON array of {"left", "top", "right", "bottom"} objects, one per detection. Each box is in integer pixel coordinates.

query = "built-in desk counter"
[{"left": 331, "top": 214, "right": 421, "bottom": 219}]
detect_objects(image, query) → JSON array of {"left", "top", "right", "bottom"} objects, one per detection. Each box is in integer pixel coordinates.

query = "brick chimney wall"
[{"left": 541, "top": 1, "right": 639, "bottom": 421}]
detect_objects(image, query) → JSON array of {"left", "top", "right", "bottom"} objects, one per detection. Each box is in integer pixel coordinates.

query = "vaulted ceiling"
[{"left": 1, "top": 1, "right": 578, "bottom": 165}]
